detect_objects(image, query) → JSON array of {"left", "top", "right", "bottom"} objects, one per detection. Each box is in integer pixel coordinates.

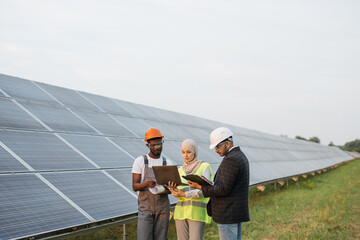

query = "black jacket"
[{"left": 202, "top": 147, "right": 250, "bottom": 224}]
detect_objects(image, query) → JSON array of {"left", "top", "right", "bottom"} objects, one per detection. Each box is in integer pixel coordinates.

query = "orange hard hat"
[{"left": 144, "top": 128, "right": 164, "bottom": 142}]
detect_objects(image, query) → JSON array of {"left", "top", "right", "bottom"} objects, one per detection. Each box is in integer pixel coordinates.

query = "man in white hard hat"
[{"left": 188, "top": 127, "right": 250, "bottom": 240}]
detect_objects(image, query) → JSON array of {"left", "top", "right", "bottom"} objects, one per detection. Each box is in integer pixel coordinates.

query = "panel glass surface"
[
  {"left": 0, "top": 130, "right": 95, "bottom": 171},
  {"left": 111, "top": 115, "right": 150, "bottom": 138},
  {"left": 162, "top": 141, "right": 182, "bottom": 165},
  {"left": 60, "top": 134, "right": 134, "bottom": 167},
  {"left": 36, "top": 82, "right": 98, "bottom": 111},
  {"left": 0, "top": 174, "right": 90, "bottom": 240},
  {"left": 106, "top": 169, "right": 133, "bottom": 193},
  {"left": 0, "top": 98, "right": 47, "bottom": 131},
  {"left": 0, "top": 146, "right": 28, "bottom": 173},
  {"left": 80, "top": 92, "right": 133, "bottom": 117},
  {"left": 197, "top": 142, "right": 220, "bottom": 162},
  {"left": 0, "top": 74, "right": 59, "bottom": 105},
  {"left": 143, "top": 120, "right": 185, "bottom": 141},
  {"left": 197, "top": 144, "right": 219, "bottom": 164},
  {"left": 43, "top": 171, "right": 138, "bottom": 221},
  {"left": 20, "top": 101, "right": 98, "bottom": 134},
  {"left": 110, "top": 138, "right": 148, "bottom": 159},
  {"left": 143, "top": 106, "right": 185, "bottom": 125},
  {"left": 73, "top": 109, "right": 137, "bottom": 137},
  {"left": 113, "top": 100, "right": 146, "bottom": 118}
]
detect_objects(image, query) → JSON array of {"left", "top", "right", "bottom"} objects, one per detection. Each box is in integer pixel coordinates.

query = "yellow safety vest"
[{"left": 174, "top": 162, "right": 213, "bottom": 223}]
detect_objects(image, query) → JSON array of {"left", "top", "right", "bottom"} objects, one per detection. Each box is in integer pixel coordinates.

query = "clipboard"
[
  {"left": 182, "top": 174, "right": 213, "bottom": 186},
  {"left": 152, "top": 165, "right": 182, "bottom": 185}
]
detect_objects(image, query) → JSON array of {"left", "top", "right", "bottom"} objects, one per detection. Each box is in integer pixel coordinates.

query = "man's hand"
[
  {"left": 145, "top": 180, "right": 156, "bottom": 188},
  {"left": 188, "top": 180, "right": 201, "bottom": 190}
]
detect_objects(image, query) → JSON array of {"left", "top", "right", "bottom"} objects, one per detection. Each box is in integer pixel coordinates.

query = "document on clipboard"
[
  {"left": 182, "top": 174, "right": 213, "bottom": 186},
  {"left": 152, "top": 165, "right": 182, "bottom": 185}
]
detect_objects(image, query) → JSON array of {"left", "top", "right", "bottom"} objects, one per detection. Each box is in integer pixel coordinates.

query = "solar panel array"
[{"left": 0, "top": 73, "right": 351, "bottom": 239}]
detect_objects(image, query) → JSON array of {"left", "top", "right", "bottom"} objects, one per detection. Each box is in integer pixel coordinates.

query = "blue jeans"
[{"left": 217, "top": 222, "right": 242, "bottom": 240}]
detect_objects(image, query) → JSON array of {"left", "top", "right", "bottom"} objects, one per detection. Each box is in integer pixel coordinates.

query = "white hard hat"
[{"left": 209, "top": 127, "right": 233, "bottom": 149}]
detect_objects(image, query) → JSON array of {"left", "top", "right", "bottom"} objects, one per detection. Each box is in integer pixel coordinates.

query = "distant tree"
[
  {"left": 296, "top": 136, "right": 307, "bottom": 141},
  {"left": 309, "top": 136, "right": 320, "bottom": 143},
  {"left": 280, "top": 134, "right": 288, "bottom": 138},
  {"left": 343, "top": 139, "right": 360, "bottom": 153},
  {"left": 328, "top": 141, "right": 335, "bottom": 146}
]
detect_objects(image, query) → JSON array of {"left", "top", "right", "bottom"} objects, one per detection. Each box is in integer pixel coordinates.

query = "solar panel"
[
  {"left": 111, "top": 115, "right": 150, "bottom": 138},
  {"left": 71, "top": 109, "right": 138, "bottom": 137},
  {"left": 0, "top": 130, "right": 95, "bottom": 171},
  {"left": 19, "top": 101, "right": 98, "bottom": 134},
  {"left": 0, "top": 98, "right": 47, "bottom": 131},
  {"left": 0, "top": 146, "right": 28, "bottom": 173},
  {"left": 0, "top": 73, "right": 352, "bottom": 239},
  {"left": 59, "top": 134, "right": 134, "bottom": 168},
  {"left": 42, "top": 171, "right": 138, "bottom": 221},
  {"left": 0, "top": 74, "right": 59, "bottom": 105},
  {"left": 0, "top": 174, "right": 90, "bottom": 240},
  {"left": 36, "top": 82, "right": 98, "bottom": 111},
  {"left": 79, "top": 92, "right": 133, "bottom": 117}
]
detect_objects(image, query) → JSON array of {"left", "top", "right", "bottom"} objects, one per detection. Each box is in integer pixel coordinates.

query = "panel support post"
[{"left": 123, "top": 224, "right": 128, "bottom": 240}]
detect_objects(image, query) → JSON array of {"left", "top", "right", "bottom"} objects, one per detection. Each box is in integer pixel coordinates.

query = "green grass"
[{"left": 71, "top": 159, "right": 360, "bottom": 240}]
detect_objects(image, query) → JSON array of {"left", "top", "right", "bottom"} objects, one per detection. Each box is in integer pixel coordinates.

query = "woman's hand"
[
  {"left": 165, "top": 181, "right": 177, "bottom": 189},
  {"left": 170, "top": 187, "right": 186, "bottom": 198}
]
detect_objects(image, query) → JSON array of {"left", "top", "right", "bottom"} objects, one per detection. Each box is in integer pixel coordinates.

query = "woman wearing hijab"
[{"left": 168, "top": 139, "right": 213, "bottom": 240}]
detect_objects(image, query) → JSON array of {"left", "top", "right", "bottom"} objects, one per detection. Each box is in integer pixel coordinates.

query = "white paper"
[{"left": 149, "top": 185, "right": 165, "bottom": 194}]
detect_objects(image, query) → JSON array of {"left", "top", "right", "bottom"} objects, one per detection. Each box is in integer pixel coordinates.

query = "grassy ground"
[{"left": 71, "top": 159, "right": 360, "bottom": 240}]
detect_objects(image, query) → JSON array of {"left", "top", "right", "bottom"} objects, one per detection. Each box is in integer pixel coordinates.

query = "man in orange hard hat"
[{"left": 132, "top": 128, "right": 175, "bottom": 240}]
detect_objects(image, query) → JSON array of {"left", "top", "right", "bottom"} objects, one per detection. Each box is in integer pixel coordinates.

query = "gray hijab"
[{"left": 181, "top": 139, "right": 204, "bottom": 175}]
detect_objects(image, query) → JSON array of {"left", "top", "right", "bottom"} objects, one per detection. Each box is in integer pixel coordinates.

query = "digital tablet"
[
  {"left": 152, "top": 165, "right": 182, "bottom": 185},
  {"left": 182, "top": 174, "right": 213, "bottom": 186}
]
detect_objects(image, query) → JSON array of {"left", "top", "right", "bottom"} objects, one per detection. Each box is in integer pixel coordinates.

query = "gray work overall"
[{"left": 137, "top": 155, "right": 170, "bottom": 240}]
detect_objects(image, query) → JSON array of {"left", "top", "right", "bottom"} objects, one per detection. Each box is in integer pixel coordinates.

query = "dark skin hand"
[
  {"left": 132, "top": 173, "right": 156, "bottom": 191},
  {"left": 132, "top": 138, "right": 172, "bottom": 194}
]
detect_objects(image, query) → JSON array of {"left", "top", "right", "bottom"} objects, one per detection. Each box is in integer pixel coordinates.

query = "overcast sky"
[{"left": 1, "top": 0, "right": 359, "bottom": 146}]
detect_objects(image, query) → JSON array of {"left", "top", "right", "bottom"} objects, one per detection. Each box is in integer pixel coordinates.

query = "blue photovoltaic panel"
[
  {"left": 197, "top": 143, "right": 220, "bottom": 164},
  {"left": 110, "top": 138, "right": 148, "bottom": 159},
  {"left": 20, "top": 101, "right": 98, "bottom": 134},
  {"left": 143, "top": 120, "right": 186, "bottom": 141},
  {"left": 72, "top": 109, "right": 137, "bottom": 137},
  {"left": 106, "top": 169, "right": 133, "bottom": 192},
  {"left": 0, "top": 74, "right": 59, "bottom": 105},
  {"left": 119, "top": 101, "right": 160, "bottom": 121},
  {"left": 161, "top": 141, "right": 183, "bottom": 165},
  {"left": 0, "top": 98, "right": 47, "bottom": 131},
  {"left": 43, "top": 171, "right": 138, "bottom": 221},
  {"left": 111, "top": 115, "right": 150, "bottom": 138},
  {"left": 36, "top": 82, "right": 98, "bottom": 111},
  {"left": 0, "top": 146, "right": 28, "bottom": 173},
  {"left": 0, "top": 130, "right": 95, "bottom": 171},
  {"left": 80, "top": 92, "right": 133, "bottom": 117},
  {"left": 59, "top": 134, "right": 134, "bottom": 168},
  {"left": 0, "top": 73, "right": 353, "bottom": 240},
  {"left": 0, "top": 174, "right": 90, "bottom": 240}
]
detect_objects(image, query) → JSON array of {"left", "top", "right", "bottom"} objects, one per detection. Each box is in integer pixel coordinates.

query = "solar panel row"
[{"left": 0, "top": 73, "right": 351, "bottom": 239}]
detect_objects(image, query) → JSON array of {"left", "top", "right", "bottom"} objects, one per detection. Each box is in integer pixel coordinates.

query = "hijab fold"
[{"left": 181, "top": 139, "right": 204, "bottom": 175}]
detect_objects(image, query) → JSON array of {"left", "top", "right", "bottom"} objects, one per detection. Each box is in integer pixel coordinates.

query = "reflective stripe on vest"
[
  {"left": 174, "top": 162, "right": 213, "bottom": 223},
  {"left": 176, "top": 200, "right": 207, "bottom": 208}
]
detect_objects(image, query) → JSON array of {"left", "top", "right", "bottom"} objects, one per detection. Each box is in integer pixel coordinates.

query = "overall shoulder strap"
[
  {"left": 143, "top": 155, "right": 148, "bottom": 165},
  {"left": 162, "top": 157, "right": 166, "bottom": 166}
]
